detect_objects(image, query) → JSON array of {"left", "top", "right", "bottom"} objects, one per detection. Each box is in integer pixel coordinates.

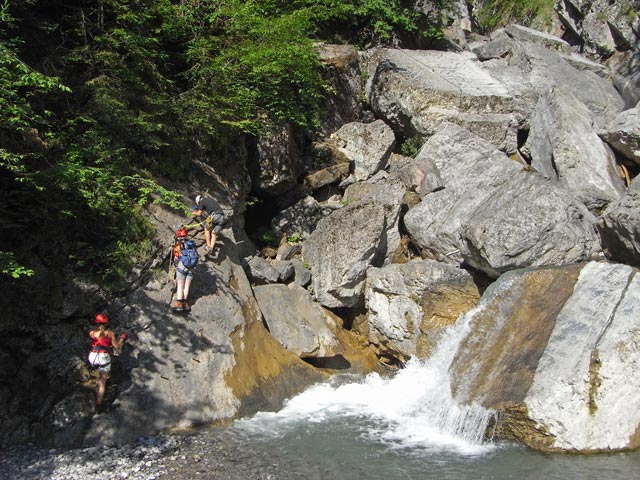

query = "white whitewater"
[{"left": 235, "top": 306, "right": 496, "bottom": 456}]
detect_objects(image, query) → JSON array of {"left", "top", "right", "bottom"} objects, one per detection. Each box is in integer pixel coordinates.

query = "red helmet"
[
  {"left": 95, "top": 313, "right": 109, "bottom": 324},
  {"left": 176, "top": 227, "right": 188, "bottom": 238}
]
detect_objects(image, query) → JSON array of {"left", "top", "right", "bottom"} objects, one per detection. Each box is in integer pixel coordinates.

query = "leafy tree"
[
  {"left": 0, "top": 0, "right": 449, "bottom": 289},
  {"left": 0, "top": 0, "right": 184, "bottom": 287},
  {"left": 178, "top": 0, "right": 324, "bottom": 136}
]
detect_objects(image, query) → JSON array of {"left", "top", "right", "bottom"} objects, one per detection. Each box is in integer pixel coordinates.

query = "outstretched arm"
[{"left": 110, "top": 331, "right": 126, "bottom": 349}]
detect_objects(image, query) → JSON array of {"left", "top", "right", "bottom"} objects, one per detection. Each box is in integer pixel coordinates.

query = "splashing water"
[{"left": 234, "top": 305, "right": 496, "bottom": 456}]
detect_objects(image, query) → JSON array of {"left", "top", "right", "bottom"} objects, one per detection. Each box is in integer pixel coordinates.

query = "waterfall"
[{"left": 235, "top": 306, "right": 496, "bottom": 455}]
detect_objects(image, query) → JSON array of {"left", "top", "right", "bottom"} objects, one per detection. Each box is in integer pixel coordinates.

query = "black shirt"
[{"left": 198, "top": 197, "right": 223, "bottom": 215}]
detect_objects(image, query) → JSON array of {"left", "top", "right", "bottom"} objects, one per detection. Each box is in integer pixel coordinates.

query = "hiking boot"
[
  {"left": 182, "top": 301, "right": 191, "bottom": 312},
  {"left": 172, "top": 299, "right": 185, "bottom": 311}
]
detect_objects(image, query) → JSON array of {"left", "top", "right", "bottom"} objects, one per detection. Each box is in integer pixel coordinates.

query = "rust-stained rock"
[
  {"left": 451, "top": 264, "right": 582, "bottom": 407},
  {"left": 304, "top": 162, "right": 351, "bottom": 191},
  {"left": 364, "top": 259, "right": 480, "bottom": 359},
  {"left": 450, "top": 261, "right": 640, "bottom": 453},
  {"left": 226, "top": 320, "right": 327, "bottom": 417},
  {"left": 254, "top": 283, "right": 379, "bottom": 371}
]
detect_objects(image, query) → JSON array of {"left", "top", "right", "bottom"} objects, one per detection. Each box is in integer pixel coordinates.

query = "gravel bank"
[{"left": 0, "top": 430, "right": 286, "bottom": 480}]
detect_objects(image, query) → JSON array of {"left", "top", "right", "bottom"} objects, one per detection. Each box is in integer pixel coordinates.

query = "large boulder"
[
  {"left": 475, "top": 28, "right": 625, "bottom": 128},
  {"left": 403, "top": 123, "right": 601, "bottom": 275},
  {"left": 402, "top": 122, "right": 519, "bottom": 264},
  {"left": 525, "top": 86, "right": 625, "bottom": 211},
  {"left": 450, "top": 261, "right": 640, "bottom": 453},
  {"left": 343, "top": 175, "right": 404, "bottom": 263},
  {"left": 597, "top": 176, "right": 640, "bottom": 267},
  {"left": 365, "top": 48, "right": 519, "bottom": 153},
  {"left": 254, "top": 283, "right": 378, "bottom": 371},
  {"left": 363, "top": 259, "right": 480, "bottom": 359},
  {"left": 303, "top": 202, "right": 391, "bottom": 308},
  {"left": 254, "top": 283, "right": 341, "bottom": 358},
  {"left": 332, "top": 120, "right": 396, "bottom": 181},
  {"left": 458, "top": 170, "right": 601, "bottom": 277},
  {"left": 599, "top": 102, "right": 640, "bottom": 167}
]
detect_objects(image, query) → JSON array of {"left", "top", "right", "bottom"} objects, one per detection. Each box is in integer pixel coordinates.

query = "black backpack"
[{"left": 179, "top": 240, "right": 199, "bottom": 269}]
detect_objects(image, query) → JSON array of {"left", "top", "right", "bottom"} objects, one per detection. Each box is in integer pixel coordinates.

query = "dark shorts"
[{"left": 206, "top": 213, "right": 225, "bottom": 234}]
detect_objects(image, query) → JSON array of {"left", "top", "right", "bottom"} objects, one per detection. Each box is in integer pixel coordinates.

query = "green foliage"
[
  {"left": 176, "top": 0, "right": 445, "bottom": 136},
  {"left": 0, "top": 0, "right": 183, "bottom": 288},
  {"left": 0, "top": 251, "right": 34, "bottom": 279},
  {"left": 287, "top": 231, "right": 303, "bottom": 243},
  {"left": 0, "top": 0, "right": 452, "bottom": 293},
  {"left": 400, "top": 135, "right": 423, "bottom": 157},
  {"left": 475, "top": 0, "right": 556, "bottom": 32},
  {"left": 0, "top": 3, "right": 70, "bottom": 184},
  {"left": 179, "top": 0, "right": 324, "bottom": 135},
  {"left": 258, "top": 228, "right": 278, "bottom": 246}
]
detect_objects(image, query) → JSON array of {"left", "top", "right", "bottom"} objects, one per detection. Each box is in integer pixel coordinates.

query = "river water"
[
  {"left": 201, "top": 305, "right": 640, "bottom": 480},
  {"left": 210, "top": 361, "right": 640, "bottom": 480},
  {"left": 4, "top": 309, "right": 640, "bottom": 480}
]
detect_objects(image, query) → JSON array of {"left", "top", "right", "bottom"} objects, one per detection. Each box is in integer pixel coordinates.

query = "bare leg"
[
  {"left": 96, "top": 372, "right": 108, "bottom": 404},
  {"left": 183, "top": 276, "right": 193, "bottom": 301},
  {"left": 176, "top": 277, "right": 186, "bottom": 301},
  {"left": 204, "top": 229, "right": 213, "bottom": 248}
]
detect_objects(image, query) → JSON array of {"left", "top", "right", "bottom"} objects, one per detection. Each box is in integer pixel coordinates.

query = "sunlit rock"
[
  {"left": 597, "top": 176, "right": 640, "bottom": 267},
  {"left": 599, "top": 102, "right": 640, "bottom": 167},
  {"left": 254, "top": 283, "right": 378, "bottom": 371},
  {"left": 365, "top": 48, "right": 519, "bottom": 153},
  {"left": 476, "top": 29, "right": 624, "bottom": 128},
  {"left": 450, "top": 261, "right": 640, "bottom": 453},
  {"left": 364, "top": 259, "right": 480, "bottom": 359},
  {"left": 332, "top": 120, "right": 396, "bottom": 181},
  {"left": 525, "top": 87, "right": 625, "bottom": 211},
  {"left": 404, "top": 123, "right": 600, "bottom": 275},
  {"left": 303, "top": 202, "right": 390, "bottom": 308}
]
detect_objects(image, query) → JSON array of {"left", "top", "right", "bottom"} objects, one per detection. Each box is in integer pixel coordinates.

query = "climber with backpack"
[{"left": 171, "top": 227, "right": 198, "bottom": 312}]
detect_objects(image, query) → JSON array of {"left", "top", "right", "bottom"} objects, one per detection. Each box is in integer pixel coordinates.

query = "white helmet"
[{"left": 195, "top": 195, "right": 203, "bottom": 205}]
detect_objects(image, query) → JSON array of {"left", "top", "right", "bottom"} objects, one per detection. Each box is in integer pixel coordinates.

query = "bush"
[{"left": 475, "top": 0, "right": 556, "bottom": 33}]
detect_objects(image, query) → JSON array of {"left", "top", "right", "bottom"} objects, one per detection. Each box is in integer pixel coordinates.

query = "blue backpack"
[{"left": 179, "top": 240, "right": 199, "bottom": 269}]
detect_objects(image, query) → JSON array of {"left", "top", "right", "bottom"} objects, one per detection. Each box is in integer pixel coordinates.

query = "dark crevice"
[{"left": 301, "top": 354, "right": 351, "bottom": 370}]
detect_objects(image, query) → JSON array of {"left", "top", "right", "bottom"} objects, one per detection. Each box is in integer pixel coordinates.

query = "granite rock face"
[
  {"left": 526, "top": 87, "right": 625, "bottom": 211},
  {"left": 597, "top": 176, "right": 640, "bottom": 268},
  {"left": 450, "top": 262, "right": 640, "bottom": 452},
  {"left": 403, "top": 123, "right": 601, "bottom": 277},
  {"left": 364, "top": 259, "right": 480, "bottom": 359}
]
